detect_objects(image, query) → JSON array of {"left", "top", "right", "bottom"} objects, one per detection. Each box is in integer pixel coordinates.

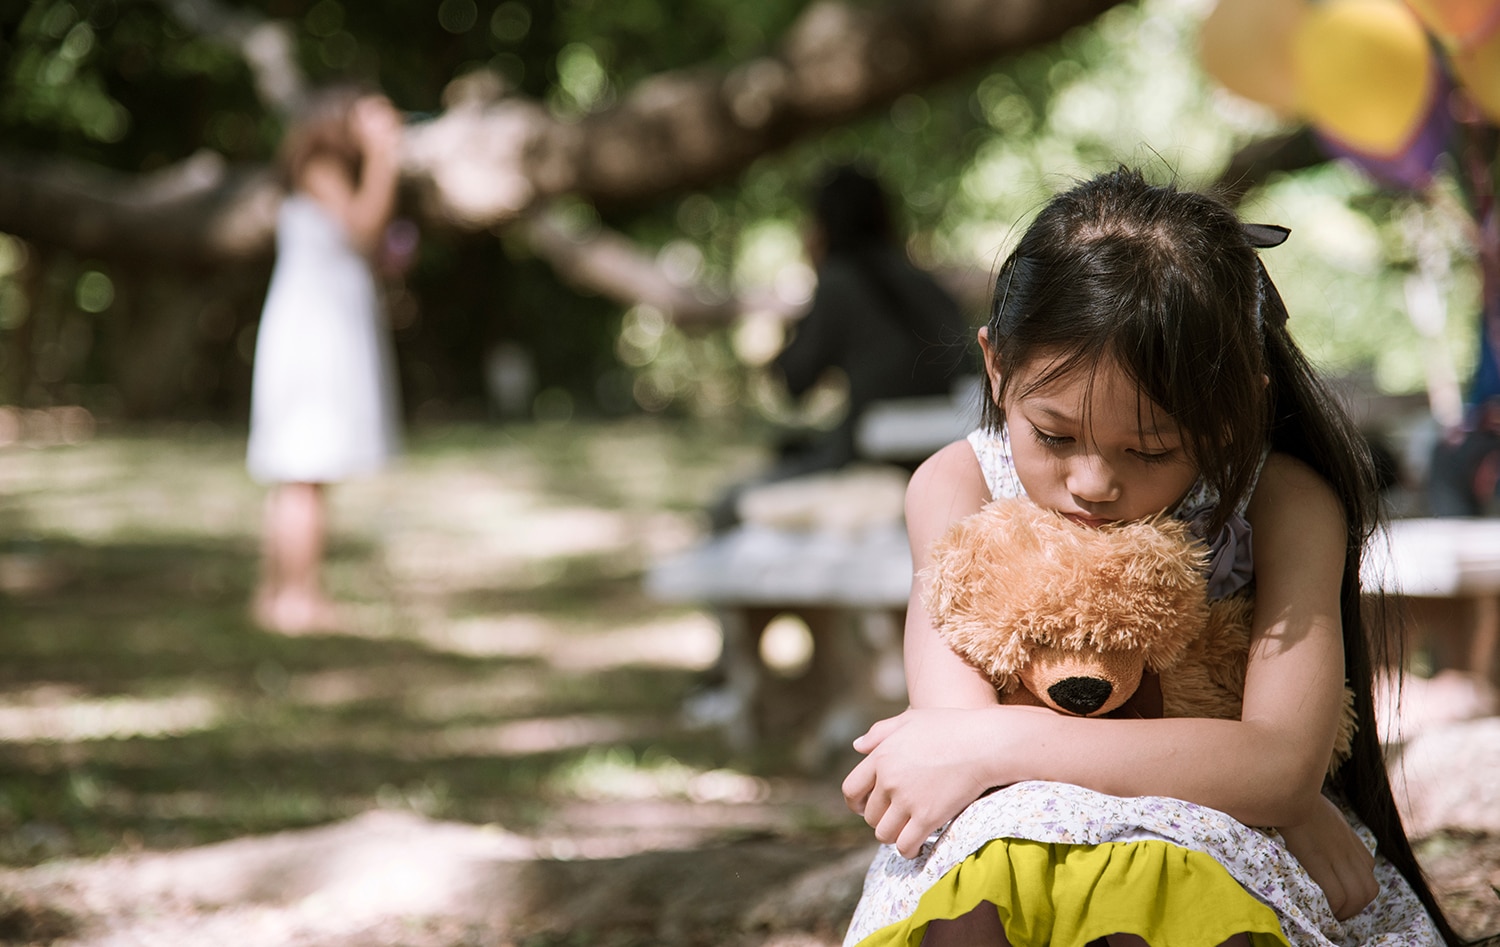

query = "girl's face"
[{"left": 983, "top": 335, "right": 1199, "bottom": 526}]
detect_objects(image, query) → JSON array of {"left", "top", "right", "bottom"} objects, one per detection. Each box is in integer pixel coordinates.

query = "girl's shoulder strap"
[
  {"left": 966, "top": 425, "right": 1027, "bottom": 501},
  {"left": 1171, "top": 445, "right": 1271, "bottom": 521},
  {"left": 1172, "top": 444, "right": 1271, "bottom": 600}
]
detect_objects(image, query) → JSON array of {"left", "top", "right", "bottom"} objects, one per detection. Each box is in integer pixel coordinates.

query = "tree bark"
[
  {"left": 1213, "top": 128, "right": 1327, "bottom": 206},
  {"left": 0, "top": 151, "right": 281, "bottom": 270}
]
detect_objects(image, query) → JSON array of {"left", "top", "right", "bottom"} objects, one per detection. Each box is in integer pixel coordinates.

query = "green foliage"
[
  {"left": 2, "top": 1, "right": 265, "bottom": 166},
  {"left": 1246, "top": 164, "right": 1481, "bottom": 395},
  {"left": 0, "top": 0, "right": 1485, "bottom": 421}
]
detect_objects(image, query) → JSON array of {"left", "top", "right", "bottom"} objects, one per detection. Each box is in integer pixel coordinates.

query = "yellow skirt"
[
  {"left": 850, "top": 838, "right": 1289, "bottom": 947},
  {"left": 843, "top": 782, "right": 1442, "bottom": 947}
]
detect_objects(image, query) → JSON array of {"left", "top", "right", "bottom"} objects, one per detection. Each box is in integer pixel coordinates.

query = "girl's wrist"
[
  {"left": 955, "top": 704, "right": 1021, "bottom": 789},
  {"left": 983, "top": 705, "right": 1053, "bottom": 786}
]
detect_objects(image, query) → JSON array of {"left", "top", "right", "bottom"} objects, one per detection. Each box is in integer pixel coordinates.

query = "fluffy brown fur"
[{"left": 923, "top": 497, "right": 1355, "bottom": 775}]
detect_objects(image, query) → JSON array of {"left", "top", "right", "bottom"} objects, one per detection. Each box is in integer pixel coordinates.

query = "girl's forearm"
[
  {"left": 903, "top": 621, "right": 999, "bottom": 709},
  {"left": 345, "top": 149, "right": 399, "bottom": 253},
  {"left": 987, "top": 710, "right": 1329, "bottom": 827}
]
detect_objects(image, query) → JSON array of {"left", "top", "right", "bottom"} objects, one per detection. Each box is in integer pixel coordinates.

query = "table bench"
[
  {"left": 1363, "top": 517, "right": 1500, "bottom": 686},
  {"left": 647, "top": 521, "right": 911, "bottom": 766},
  {"left": 646, "top": 463, "right": 915, "bottom": 766}
]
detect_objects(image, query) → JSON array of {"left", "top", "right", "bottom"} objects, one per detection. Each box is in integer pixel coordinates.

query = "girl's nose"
[{"left": 1067, "top": 455, "right": 1121, "bottom": 504}]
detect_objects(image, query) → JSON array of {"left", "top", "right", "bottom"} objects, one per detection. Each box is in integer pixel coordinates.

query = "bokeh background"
[{"left": 2, "top": 0, "right": 1499, "bottom": 944}]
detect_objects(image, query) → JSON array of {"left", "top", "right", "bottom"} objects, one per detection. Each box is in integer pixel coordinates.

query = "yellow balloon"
[
  {"left": 1453, "top": 26, "right": 1500, "bottom": 121},
  {"left": 1199, "top": 0, "right": 1307, "bottom": 116},
  {"left": 1404, "top": 0, "right": 1500, "bottom": 49},
  {"left": 1293, "top": 0, "right": 1436, "bottom": 156}
]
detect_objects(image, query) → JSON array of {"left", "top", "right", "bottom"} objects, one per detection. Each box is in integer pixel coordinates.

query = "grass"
[{"left": 0, "top": 417, "right": 852, "bottom": 867}]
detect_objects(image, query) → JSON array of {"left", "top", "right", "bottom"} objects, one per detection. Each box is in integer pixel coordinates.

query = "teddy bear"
[{"left": 923, "top": 496, "right": 1355, "bottom": 775}]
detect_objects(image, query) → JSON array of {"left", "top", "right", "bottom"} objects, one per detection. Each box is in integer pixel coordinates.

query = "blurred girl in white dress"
[{"left": 247, "top": 84, "right": 403, "bottom": 633}]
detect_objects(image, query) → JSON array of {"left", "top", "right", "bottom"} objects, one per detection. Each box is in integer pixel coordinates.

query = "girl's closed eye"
[
  {"left": 1130, "top": 447, "right": 1178, "bottom": 465},
  {"left": 1029, "top": 425, "right": 1072, "bottom": 448},
  {"left": 1029, "top": 422, "right": 1177, "bottom": 465}
]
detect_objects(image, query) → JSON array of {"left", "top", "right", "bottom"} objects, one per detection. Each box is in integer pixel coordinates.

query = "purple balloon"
[{"left": 1313, "top": 66, "right": 1453, "bottom": 190}]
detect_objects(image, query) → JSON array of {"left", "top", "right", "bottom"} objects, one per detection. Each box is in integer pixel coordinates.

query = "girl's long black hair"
[{"left": 981, "top": 167, "right": 1459, "bottom": 945}]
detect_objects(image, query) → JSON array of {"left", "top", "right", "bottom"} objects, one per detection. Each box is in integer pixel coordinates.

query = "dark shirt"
[{"left": 773, "top": 247, "right": 971, "bottom": 470}]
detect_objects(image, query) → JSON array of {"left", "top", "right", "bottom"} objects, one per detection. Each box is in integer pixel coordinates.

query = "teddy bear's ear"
[
  {"left": 1090, "top": 518, "right": 1210, "bottom": 667},
  {"left": 923, "top": 498, "right": 1061, "bottom": 685}
]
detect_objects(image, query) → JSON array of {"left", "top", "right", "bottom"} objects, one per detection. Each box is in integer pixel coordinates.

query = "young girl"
[
  {"left": 840, "top": 168, "right": 1459, "bottom": 947},
  {"left": 246, "top": 84, "right": 404, "bottom": 634}
]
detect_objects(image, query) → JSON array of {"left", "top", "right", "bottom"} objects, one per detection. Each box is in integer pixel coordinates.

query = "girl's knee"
[{"left": 919, "top": 902, "right": 1008, "bottom": 946}]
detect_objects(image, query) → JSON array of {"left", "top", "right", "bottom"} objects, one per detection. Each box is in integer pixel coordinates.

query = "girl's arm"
[
  {"left": 901, "top": 441, "right": 1003, "bottom": 709},
  {"left": 840, "top": 440, "right": 1007, "bottom": 851},
  {"left": 846, "top": 453, "right": 1352, "bottom": 854},
  {"left": 300, "top": 96, "right": 402, "bottom": 257}
]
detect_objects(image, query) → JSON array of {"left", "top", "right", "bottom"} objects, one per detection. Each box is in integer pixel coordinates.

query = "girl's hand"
[
  {"left": 1279, "top": 794, "right": 1378, "bottom": 921},
  {"left": 842, "top": 707, "right": 1031, "bottom": 858},
  {"left": 353, "top": 95, "right": 402, "bottom": 153}
]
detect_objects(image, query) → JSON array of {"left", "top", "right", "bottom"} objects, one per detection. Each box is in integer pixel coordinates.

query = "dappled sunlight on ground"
[
  {"left": 0, "top": 420, "right": 852, "bottom": 867},
  {"left": 555, "top": 751, "right": 770, "bottom": 805},
  {"left": 414, "top": 611, "right": 721, "bottom": 670},
  {"left": 0, "top": 420, "right": 883, "bottom": 944},
  {"left": 400, "top": 668, "right": 553, "bottom": 719},
  {"left": 0, "top": 431, "right": 262, "bottom": 542},
  {"left": 0, "top": 687, "right": 225, "bottom": 743},
  {"left": 6, "top": 421, "right": 1490, "bottom": 945},
  {"left": 407, "top": 713, "right": 662, "bottom": 758}
]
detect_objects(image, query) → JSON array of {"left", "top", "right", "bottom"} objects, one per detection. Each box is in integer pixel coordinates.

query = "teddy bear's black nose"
[{"left": 1048, "top": 677, "right": 1113, "bottom": 715}]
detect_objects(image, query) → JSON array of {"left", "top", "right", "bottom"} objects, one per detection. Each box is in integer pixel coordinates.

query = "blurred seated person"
[
  {"left": 1429, "top": 304, "right": 1500, "bottom": 517},
  {"left": 710, "top": 164, "right": 972, "bottom": 530}
]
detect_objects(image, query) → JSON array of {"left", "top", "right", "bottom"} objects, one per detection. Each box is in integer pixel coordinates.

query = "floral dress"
[{"left": 841, "top": 426, "right": 1442, "bottom": 947}]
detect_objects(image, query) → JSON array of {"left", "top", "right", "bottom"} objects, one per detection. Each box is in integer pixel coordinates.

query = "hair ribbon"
[
  {"left": 1243, "top": 223, "right": 1291, "bottom": 329},
  {"left": 1242, "top": 223, "right": 1290, "bottom": 249}
]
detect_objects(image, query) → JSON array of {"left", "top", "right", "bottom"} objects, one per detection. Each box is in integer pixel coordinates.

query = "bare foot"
[{"left": 250, "top": 586, "right": 278, "bottom": 627}]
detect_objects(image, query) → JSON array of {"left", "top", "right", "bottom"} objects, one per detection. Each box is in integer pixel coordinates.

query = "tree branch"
[
  {"left": 1213, "top": 127, "right": 1327, "bottom": 206},
  {"left": 405, "top": 0, "right": 1128, "bottom": 224},
  {"left": 0, "top": 0, "right": 1126, "bottom": 324},
  {"left": 521, "top": 212, "right": 801, "bottom": 326},
  {"left": 0, "top": 150, "right": 280, "bottom": 269}
]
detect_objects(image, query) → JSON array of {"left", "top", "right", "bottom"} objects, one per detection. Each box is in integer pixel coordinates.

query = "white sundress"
[
  {"left": 841, "top": 425, "right": 1442, "bottom": 947},
  {"left": 246, "top": 194, "right": 401, "bottom": 484}
]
